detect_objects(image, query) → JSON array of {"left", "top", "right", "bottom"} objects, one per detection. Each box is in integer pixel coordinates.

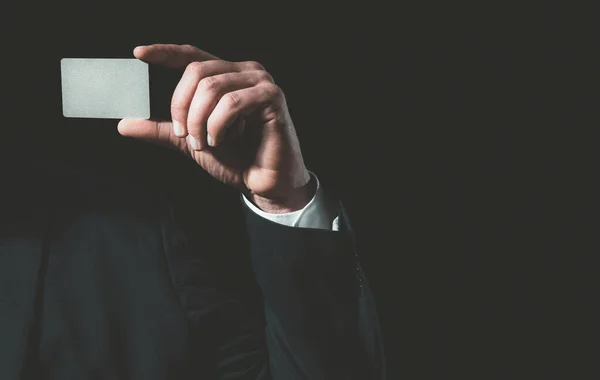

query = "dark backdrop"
[{"left": 4, "top": 2, "right": 592, "bottom": 378}]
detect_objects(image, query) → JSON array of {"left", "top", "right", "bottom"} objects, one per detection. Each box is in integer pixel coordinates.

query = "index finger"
[{"left": 133, "top": 44, "right": 221, "bottom": 70}]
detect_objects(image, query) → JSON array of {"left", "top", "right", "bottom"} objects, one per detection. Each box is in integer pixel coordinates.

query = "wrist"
[{"left": 249, "top": 173, "right": 316, "bottom": 213}]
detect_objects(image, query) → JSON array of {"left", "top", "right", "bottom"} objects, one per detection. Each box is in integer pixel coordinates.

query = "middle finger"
[
  {"left": 187, "top": 70, "right": 274, "bottom": 150},
  {"left": 171, "top": 60, "right": 260, "bottom": 137}
]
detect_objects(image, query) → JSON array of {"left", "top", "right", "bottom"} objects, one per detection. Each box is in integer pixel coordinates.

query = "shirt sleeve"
[{"left": 241, "top": 172, "right": 340, "bottom": 231}]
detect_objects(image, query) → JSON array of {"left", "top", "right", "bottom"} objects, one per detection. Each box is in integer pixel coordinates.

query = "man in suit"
[{"left": 0, "top": 43, "right": 386, "bottom": 379}]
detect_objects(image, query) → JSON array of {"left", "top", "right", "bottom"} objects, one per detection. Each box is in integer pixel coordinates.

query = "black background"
[{"left": 3, "top": 2, "right": 594, "bottom": 378}]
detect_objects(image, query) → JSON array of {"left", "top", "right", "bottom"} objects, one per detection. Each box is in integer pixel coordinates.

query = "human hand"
[{"left": 118, "top": 44, "right": 313, "bottom": 213}]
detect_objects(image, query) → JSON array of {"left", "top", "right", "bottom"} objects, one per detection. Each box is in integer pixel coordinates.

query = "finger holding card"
[{"left": 118, "top": 43, "right": 311, "bottom": 211}]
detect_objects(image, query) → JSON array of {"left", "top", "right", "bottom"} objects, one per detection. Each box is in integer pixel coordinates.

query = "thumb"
[{"left": 118, "top": 119, "right": 186, "bottom": 151}]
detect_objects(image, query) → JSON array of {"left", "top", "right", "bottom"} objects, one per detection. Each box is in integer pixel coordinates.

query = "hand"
[{"left": 118, "top": 44, "right": 314, "bottom": 213}]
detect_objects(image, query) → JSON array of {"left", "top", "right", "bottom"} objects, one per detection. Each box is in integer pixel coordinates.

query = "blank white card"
[{"left": 61, "top": 58, "right": 150, "bottom": 119}]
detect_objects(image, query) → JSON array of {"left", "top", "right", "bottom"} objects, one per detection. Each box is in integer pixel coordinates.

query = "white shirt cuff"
[{"left": 241, "top": 172, "right": 340, "bottom": 231}]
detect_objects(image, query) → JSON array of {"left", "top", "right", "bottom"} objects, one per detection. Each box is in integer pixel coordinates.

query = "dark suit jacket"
[{"left": 0, "top": 156, "right": 385, "bottom": 379}]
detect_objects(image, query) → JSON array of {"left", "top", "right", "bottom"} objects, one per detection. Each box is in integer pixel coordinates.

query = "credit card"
[{"left": 61, "top": 58, "right": 180, "bottom": 120}]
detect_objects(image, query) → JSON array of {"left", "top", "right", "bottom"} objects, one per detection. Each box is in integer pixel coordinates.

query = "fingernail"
[
  {"left": 207, "top": 134, "right": 214, "bottom": 146},
  {"left": 187, "top": 135, "right": 201, "bottom": 150},
  {"left": 173, "top": 121, "right": 185, "bottom": 137}
]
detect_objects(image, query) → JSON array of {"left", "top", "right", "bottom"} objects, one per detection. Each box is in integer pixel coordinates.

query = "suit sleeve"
[
  {"left": 162, "top": 184, "right": 385, "bottom": 379},
  {"left": 240, "top": 200, "right": 387, "bottom": 380}
]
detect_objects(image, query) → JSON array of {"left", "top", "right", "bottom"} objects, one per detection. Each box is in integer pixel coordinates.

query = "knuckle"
[
  {"left": 263, "top": 83, "right": 284, "bottom": 99},
  {"left": 258, "top": 70, "right": 275, "bottom": 83},
  {"left": 187, "top": 61, "right": 204, "bottom": 75},
  {"left": 198, "top": 76, "right": 220, "bottom": 92},
  {"left": 223, "top": 92, "right": 241, "bottom": 109},
  {"left": 244, "top": 60, "right": 265, "bottom": 71}
]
